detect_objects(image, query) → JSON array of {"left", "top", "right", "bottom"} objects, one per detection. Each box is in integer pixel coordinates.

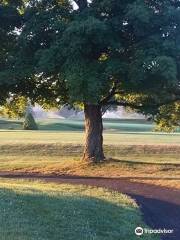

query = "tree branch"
[
  {"left": 169, "top": 88, "right": 180, "bottom": 96},
  {"left": 105, "top": 101, "right": 145, "bottom": 109},
  {"left": 106, "top": 97, "right": 180, "bottom": 110},
  {"left": 100, "top": 84, "right": 117, "bottom": 105}
]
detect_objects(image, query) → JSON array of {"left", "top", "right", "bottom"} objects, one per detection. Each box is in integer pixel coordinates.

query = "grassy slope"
[
  {"left": 0, "top": 118, "right": 180, "bottom": 146},
  {"left": 1, "top": 117, "right": 180, "bottom": 133},
  {"left": 38, "top": 118, "right": 155, "bottom": 132},
  {"left": 0, "top": 118, "right": 153, "bottom": 131},
  {"left": 0, "top": 179, "right": 158, "bottom": 240}
]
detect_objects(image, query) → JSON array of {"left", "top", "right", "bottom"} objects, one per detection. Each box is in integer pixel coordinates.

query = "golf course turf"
[
  {"left": 0, "top": 179, "right": 159, "bottom": 240},
  {"left": 0, "top": 118, "right": 179, "bottom": 239}
]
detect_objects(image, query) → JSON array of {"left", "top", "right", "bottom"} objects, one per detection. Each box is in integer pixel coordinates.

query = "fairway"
[
  {"left": 0, "top": 143, "right": 179, "bottom": 190},
  {"left": 0, "top": 179, "right": 158, "bottom": 240},
  {"left": 0, "top": 130, "right": 180, "bottom": 145},
  {"left": 0, "top": 118, "right": 179, "bottom": 189},
  {"left": 0, "top": 118, "right": 180, "bottom": 146},
  {"left": 1, "top": 125, "right": 177, "bottom": 240},
  {"left": 0, "top": 118, "right": 155, "bottom": 132}
]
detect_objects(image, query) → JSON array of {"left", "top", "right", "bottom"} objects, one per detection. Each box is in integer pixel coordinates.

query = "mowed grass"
[
  {"left": 0, "top": 118, "right": 179, "bottom": 189},
  {"left": 0, "top": 118, "right": 155, "bottom": 132},
  {"left": 0, "top": 143, "right": 179, "bottom": 189},
  {"left": 0, "top": 179, "right": 159, "bottom": 240},
  {"left": 0, "top": 117, "right": 179, "bottom": 133},
  {"left": 0, "top": 117, "right": 180, "bottom": 146},
  {"left": 0, "top": 131, "right": 180, "bottom": 145}
]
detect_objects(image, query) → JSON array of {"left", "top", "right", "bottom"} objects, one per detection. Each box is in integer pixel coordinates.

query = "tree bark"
[{"left": 83, "top": 104, "right": 105, "bottom": 163}]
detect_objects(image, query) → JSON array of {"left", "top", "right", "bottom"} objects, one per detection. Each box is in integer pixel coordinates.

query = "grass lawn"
[
  {"left": 0, "top": 118, "right": 180, "bottom": 146},
  {"left": 0, "top": 143, "right": 179, "bottom": 190},
  {"left": 0, "top": 117, "right": 180, "bottom": 133},
  {"left": 0, "top": 118, "right": 178, "bottom": 240},
  {"left": 0, "top": 179, "right": 158, "bottom": 240},
  {"left": 0, "top": 118, "right": 154, "bottom": 132},
  {"left": 0, "top": 131, "right": 180, "bottom": 145},
  {"left": 0, "top": 118, "right": 179, "bottom": 189}
]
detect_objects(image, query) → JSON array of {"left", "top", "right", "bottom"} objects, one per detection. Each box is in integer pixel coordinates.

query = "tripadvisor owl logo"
[
  {"left": 135, "top": 227, "right": 144, "bottom": 236},
  {"left": 135, "top": 227, "right": 174, "bottom": 236}
]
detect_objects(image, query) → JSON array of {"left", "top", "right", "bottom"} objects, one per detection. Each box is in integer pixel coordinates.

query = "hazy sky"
[
  {"left": 71, "top": 0, "right": 92, "bottom": 9},
  {"left": 71, "top": 1, "right": 78, "bottom": 9}
]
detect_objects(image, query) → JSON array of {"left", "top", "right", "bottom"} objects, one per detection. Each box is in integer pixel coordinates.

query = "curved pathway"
[{"left": 0, "top": 172, "right": 179, "bottom": 240}]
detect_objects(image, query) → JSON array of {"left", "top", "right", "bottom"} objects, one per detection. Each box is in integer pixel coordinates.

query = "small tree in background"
[
  {"left": 0, "top": 95, "right": 38, "bottom": 130},
  {"left": 23, "top": 109, "right": 38, "bottom": 130},
  {"left": 154, "top": 102, "right": 180, "bottom": 132},
  {"left": 0, "top": 96, "right": 28, "bottom": 119}
]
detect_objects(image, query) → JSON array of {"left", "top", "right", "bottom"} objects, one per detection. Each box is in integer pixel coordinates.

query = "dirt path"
[{"left": 0, "top": 172, "right": 179, "bottom": 240}]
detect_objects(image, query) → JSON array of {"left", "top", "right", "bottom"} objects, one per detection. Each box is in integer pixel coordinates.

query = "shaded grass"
[
  {"left": 0, "top": 117, "right": 180, "bottom": 133},
  {"left": 38, "top": 118, "right": 154, "bottom": 132},
  {"left": 0, "top": 119, "right": 22, "bottom": 130},
  {"left": 0, "top": 118, "right": 154, "bottom": 132},
  {"left": 0, "top": 179, "right": 158, "bottom": 240}
]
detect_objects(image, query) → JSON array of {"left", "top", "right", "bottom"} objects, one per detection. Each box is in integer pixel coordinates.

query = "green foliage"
[
  {"left": 23, "top": 111, "right": 38, "bottom": 130},
  {"left": 155, "top": 102, "right": 180, "bottom": 132},
  {"left": 0, "top": 180, "right": 157, "bottom": 240},
  {"left": 0, "top": 0, "right": 23, "bottom": 103},
  {"left": 0, "top": 96, "right": 28, "bottom": 119},
  {"left": 0, "top": 0, "right": 180, "bottom": 130}
]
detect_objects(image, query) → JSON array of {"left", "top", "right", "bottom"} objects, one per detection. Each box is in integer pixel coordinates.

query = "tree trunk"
[{"left": 83, "top": 104, "right": 105, "bottom": 163}]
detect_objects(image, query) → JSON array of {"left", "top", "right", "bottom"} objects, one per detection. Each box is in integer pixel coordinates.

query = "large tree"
[{"left": 1, "top": 0, "right": 180, "bottom": 162}]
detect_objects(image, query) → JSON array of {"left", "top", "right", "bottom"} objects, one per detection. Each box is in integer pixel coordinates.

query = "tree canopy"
[
  {"left": 0, "top": 0, "right": 23, "bottom": 103},
  {"left": 0, "top": 0, "right": 180, "bottom": 160},
  {"left": 3, "top": 0, "right": 178, "bottom": 109}
]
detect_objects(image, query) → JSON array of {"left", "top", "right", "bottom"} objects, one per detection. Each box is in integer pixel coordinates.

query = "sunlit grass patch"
[
  {"left": 0, "top": 143, "right": 179, "bottom": 189},
  {"left": 0, "top": 179, "right": 159, "bottom": 240},
  {"left": 0, "top": 130, "right": 180, "bottom": 145}
]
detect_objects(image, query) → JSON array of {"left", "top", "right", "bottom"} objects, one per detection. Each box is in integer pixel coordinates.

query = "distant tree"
[
  {"left": 154, "top": 102, "right": 180, "bottom": 132},
  {"left": 0, "top": 95, "right": 38, "bottom": 130},
  {"left": 0, "top": 95, "right": 28, "bottom": 119},
  {"left": 23, "top": 109, "right": 38, "bottom": 130},
  {"left": 0, "top": 0, "right": 180, "bottom": 162}
]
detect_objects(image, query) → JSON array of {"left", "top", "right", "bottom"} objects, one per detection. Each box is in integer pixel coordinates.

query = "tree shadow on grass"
[
  {"left": 0, "top": 187, "right": 153, "bottom": 240},
  {"left": 106, "top": 158, "right": 180, "bottom": 167},
  {"left": 0, "top": 172, "right": 180, "bottom": 181},
  {"left": 39, "top": 122, "right": 84, "bottom": 131},
  {"left": 0, "top": 176, "right": 179, "bottom": 239}
]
